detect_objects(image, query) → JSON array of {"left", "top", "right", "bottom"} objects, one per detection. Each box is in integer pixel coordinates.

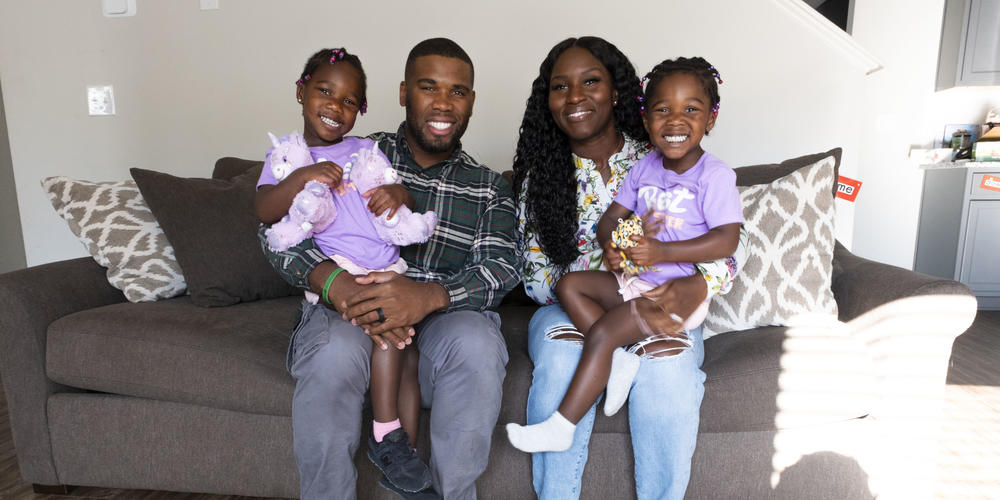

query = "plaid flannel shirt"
[{"left": 259, "top": 123, "right": 521, "bottom": 312}]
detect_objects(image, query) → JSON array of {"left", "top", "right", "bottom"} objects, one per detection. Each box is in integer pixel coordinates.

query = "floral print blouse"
[{"left": 516, "top": 136, "right": 744, "bottom": 305}]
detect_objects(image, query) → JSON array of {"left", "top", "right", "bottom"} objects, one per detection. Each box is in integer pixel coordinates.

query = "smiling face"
[
  {"left": 400, "top": 55, "right": 475, "bottom": 167},
  {"left": 297, "top": 62, "right": 364, "bottom": 147},
  {"left": 642, "top": 72, "right": 716, "bottom": 172},
  {"left": 547, "top": 46, "right": 619, "bottom": 148}
]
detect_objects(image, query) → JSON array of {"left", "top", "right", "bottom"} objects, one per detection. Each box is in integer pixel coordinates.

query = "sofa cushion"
[
  {"left": 704, "top": 154, "right": 838, "bottom": 336},
  {"left": 40, "top": 176, "right": 186, "bottom": 302},
  {"left": 499, "top": 305, "right": 872, "bottom": 435},
  {"left": 46, "top": 296, "right": 301, "bottom": 416},
  {"left": 701, "top": 323, "right": 873, "bottom": 433},
  {"left": 131, "top": 166, "right": 297, "bottom": 307}
]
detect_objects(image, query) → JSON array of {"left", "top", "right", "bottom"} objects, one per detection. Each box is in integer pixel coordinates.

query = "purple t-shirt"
[
  {"left": 257, "top": 136, "right": 399, "bottom": 270},
  {"left": 613, "top": 151, "right": 743, "bottom": 286}
]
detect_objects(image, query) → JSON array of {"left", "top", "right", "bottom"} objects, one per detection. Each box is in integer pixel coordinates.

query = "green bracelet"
[{"left": 322, "top": 267, "right": 346, "bottom": 305}]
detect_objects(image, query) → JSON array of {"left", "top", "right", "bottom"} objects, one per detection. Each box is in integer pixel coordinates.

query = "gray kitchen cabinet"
[
  {"left": 915, "top": 163, "right": 1000, "bottom": 308},
  {"left": 936, "top": 0, "right": 1000, "bottom": 89}
]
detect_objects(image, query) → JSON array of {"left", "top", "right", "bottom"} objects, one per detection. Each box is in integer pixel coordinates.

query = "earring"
[{"left": 298, "top": 98, "right": 303, "bottom": 103}]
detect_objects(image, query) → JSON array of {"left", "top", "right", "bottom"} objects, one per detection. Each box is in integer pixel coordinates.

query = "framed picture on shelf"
[{"left": 941, "top": 123, "right": 981, "bottom": 148}]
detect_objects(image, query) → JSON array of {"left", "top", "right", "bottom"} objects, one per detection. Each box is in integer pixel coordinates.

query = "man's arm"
[
  {"left": 256, "top": 225, "right": 414, "bottom": 348},
  {"left": 435, "top": 177, "right": 521, "bottom": 312},
  {"left": 257, "top": 224, "right": 328, "bottom": 291}
]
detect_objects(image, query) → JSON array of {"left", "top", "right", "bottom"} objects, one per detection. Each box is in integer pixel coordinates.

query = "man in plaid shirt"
[{"left": 260, "top": 38, "right": 519, "bottom": 500}]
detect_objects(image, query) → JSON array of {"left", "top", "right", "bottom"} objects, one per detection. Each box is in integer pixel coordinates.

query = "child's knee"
[{"left": 554, "top": 273, "right": 578, "bottom": 304}]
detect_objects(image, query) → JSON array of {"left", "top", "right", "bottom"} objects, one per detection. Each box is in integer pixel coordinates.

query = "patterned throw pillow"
[
  {"left": 703, "top": 156, "right": 838, "bottom": 337},
  {"left": 41, "top": 177, "right": 186, "bottom": 302}
]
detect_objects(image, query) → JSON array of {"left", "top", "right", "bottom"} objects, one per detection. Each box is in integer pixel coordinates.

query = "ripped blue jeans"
[{"left": 526, "top": 304, "right": 706, "bottom": 500}]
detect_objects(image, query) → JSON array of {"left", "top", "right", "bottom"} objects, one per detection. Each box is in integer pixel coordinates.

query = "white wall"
[
  {"left": 851, "top": 0, "right": 999, "bottom": 269},
  {"left": 3, "top": 0, "right": 876, "bottom": 266}
]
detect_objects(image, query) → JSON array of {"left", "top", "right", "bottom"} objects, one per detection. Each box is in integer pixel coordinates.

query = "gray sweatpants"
[{"left": 287, "top": 300, "right": 508, "bottom": 500}]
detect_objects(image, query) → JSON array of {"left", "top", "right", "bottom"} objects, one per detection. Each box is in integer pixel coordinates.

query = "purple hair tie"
[
  {"left": 329, "top": 48, "right": 347, "bottom": 64},
  {"left": 295, "top": 74, "right": 311, "bottom": 86},
  {"left": 709, "top": 65, "right": 723, "bottom": 85},
  {"left": 360, "top": 101, "right": 368, "bottom": 115}
]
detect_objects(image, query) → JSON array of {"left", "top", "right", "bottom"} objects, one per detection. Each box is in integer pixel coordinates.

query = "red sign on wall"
[
  {"left": 837, "top": 176, "right": 862, "bottom": 202},
  {"left": 981, "top": 174, "right": 1000, "bottom": 192}
]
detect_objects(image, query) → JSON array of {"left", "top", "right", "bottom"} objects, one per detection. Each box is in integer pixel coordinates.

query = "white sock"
[
  {"left": 506, "top": 412, "right": 576, "bottom": 453},
  {"left": 603, "top": 348, "right": 641, "bottom": 417}
]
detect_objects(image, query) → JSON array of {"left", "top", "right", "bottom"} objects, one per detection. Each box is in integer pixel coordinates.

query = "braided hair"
[
  {"left": 642, "top": 57, "right": 722, "bottom": 126},
  {"left": 297, "top": 48, "right": 368, "bottom": 114},
  {"left": 512, "top": 36, "right": 646, "bottom": 272}
]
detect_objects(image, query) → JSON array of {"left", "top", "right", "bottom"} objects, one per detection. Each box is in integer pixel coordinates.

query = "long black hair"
[{"left": 512, "top": 36, "right": 646, "bottom": 271}]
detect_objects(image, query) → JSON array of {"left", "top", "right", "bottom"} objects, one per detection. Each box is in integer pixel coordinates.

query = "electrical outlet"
[
  {"left": 102, "top": 0, "right": 136, "bottom": 17},
  {"left": 87, "top": 86, "right": 116, "bottom": 116}
]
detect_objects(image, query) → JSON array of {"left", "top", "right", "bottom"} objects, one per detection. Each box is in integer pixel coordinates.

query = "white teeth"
[
  {"left": 569, "top": 111, "right": 589, "bottom": 119},
  {"left": 428, "top": 122, "right": 452, "bottom": 130},
  {"left": 664, "top": 135, "right": 688, "bottom": 143},
  {"left": 320, "top": 116, "right": 340, "bottom": 127}
]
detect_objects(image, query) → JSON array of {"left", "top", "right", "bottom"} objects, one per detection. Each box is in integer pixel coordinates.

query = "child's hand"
[
  {"left": 368, "top": 326, "right": 416, "bottom": 351},
  {"left": 625, "top": 234, "right": 667, "bottom": 267},
  {"left": 362, "top": 184, "right": 410, "bottom": 219},
  {"left": 289, "top": 161, "right": 343, "bottom": 191},
  {"left": 601, "top": 239, "right": 624, "bottom": 272}
]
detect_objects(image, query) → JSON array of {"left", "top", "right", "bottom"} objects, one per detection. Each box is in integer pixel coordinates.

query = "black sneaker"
[
  {"left": 377, "top": 475, "right": 442, "bottom": 500},
  {"left": 367, "top": 428, "right": 433, "bottom": 493}
]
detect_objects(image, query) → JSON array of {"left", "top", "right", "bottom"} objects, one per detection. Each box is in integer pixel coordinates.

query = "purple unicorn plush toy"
[
  {"left": 345, "top": 141, "right": 438, "bottom": 246},
  {"left": 264, "top": 132, "right": 437, "bottom": 253},
  {"left": 264, "top": 131, "right": 338, "bottom": 252}
]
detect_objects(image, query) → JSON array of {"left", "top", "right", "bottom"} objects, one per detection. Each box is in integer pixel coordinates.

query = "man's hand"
[
  {"left": 363, "top": 184, "right": 412, "bottom": 220},
  {"left": 308, "top": 262, "right": 417, "bottom": 350},
  {"left": 343, "top": 271, "right": 449, "bottom": 341}
]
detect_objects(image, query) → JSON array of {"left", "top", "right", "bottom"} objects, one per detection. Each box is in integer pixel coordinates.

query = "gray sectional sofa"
[{"left": 0, "top": 149, "right": 977, "bottom": 499}]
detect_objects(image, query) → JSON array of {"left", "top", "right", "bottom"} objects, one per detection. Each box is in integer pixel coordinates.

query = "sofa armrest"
[
  {"left": 831, "top": 241, "right": 973, "bottom": 322},
  {"left": 828, "top": 243, "right": 976, "bottom": 498},
  {"left": 0, "top": 257, "right": 126, "bottom": 485}
]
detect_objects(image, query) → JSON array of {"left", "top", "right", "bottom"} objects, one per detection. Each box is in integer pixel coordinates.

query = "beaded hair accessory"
[
  {"left": 329, "top": 48, "right": 347, "bottom": 64},
  {"left": 295, "top": 74, "right": 310, "bottom": 87},
  {"left": 708, "top": 65, "right": 722, "bottom": 116},
  {"left": 709, "top": 65, "right": 723, "bottom": 85},
  {"left": 636, "top": 76, "right": 648, "bottom": 113}
]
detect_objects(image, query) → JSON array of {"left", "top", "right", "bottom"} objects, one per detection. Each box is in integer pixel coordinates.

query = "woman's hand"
[
  {"left": 363, "top": 184, "right": 413, "bottom": 219},
  {"left": 639, "top": 273, "right": 708, "bottom": 333}
]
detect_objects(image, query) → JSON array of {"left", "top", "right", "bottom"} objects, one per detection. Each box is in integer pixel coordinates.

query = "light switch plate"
[
  {"left": 87, "top": 86, "right": 116, "bottom": 116},
  {"left": 102, "top": 0, "right": 136, "bottom": 17}
]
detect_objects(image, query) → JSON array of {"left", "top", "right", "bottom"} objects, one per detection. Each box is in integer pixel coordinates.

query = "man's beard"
[{"left": 404, "top": 98, "right": 467, "bottom": 155}]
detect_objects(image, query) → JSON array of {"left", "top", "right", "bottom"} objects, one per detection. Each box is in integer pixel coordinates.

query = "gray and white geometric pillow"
[
  {"left": 41, "top": 177, "right": 186, "bottom": 302},
  {"left": 704, "top": 156, "right": 838, "bottom": 337}
]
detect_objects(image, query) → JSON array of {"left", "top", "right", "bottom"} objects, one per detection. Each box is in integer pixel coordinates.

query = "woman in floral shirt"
[{"left": 511, "top": 37, "right": 744, "bottom": 500}]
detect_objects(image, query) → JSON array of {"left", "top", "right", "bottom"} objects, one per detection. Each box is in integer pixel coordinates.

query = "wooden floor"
[{"left": 1, "top": 312, "right": 998, "bottom": 500}]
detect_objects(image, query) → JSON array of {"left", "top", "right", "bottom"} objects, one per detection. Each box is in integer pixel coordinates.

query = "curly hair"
[
  {"left": 512, "top": 36, "right": 646, "bottom": 272},
  {"left": 643, "top": 56, "right": 721, "bottom": 126},
  {"left": 298, "top": 47, "right": 368, "bottom": 114}
]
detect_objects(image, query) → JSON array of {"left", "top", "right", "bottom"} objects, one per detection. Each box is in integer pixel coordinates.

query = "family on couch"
[{"left": 258, "top": 36, "right": 747, "bottom": 500}]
